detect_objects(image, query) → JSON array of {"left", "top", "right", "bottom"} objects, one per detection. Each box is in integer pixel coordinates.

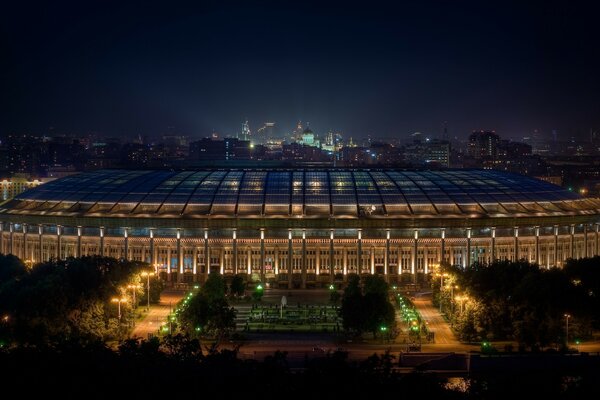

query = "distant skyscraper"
[
  {"left": 468, "top": 130, "right": 500, "bottom": 159},
  {"left": 241, "top": 120, "right": 251, "bottom": 141}
]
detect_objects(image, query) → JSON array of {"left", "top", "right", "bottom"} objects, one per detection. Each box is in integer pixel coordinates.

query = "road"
[
  {"left": 412, "top": 293, "right": 459, "bottom": 345},
  {"left": 131, "top": 289, "right": 186, "bottom": 339}
]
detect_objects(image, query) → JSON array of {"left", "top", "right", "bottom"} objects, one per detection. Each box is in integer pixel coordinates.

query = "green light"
[
  {"left": 380, "top": 326, "right": 387, "bottom": 332},
  {"left": 195, "top": 327, "right": 201, "bottom": 332},
  {"left": 575, "top": 340, "right": 581, "bottom": 345},
  {"left": 329, "top": 284, "right": 335, "bottom": 290},
  {"left": 256, "top": 284, "right": 263, "bottom": 291},
  {"left": 392, "top": 285, "right": 397, "bottom": 290},
  {"left": 194, "top": 285, "right": 199, "bottom": 289},
  {"left": 162, "top": 326, "right": 169, "bottom": 332}
]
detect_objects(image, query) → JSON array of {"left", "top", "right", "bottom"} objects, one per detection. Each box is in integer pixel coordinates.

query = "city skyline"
[{"left": 2, "top": 1, "right": 600, "bottom": 140}]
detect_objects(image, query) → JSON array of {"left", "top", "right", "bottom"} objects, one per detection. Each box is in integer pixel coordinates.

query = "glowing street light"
[
  {"left": 111, "top": 297, "right": 127, "bottom": 322},
  {"left": 141, "top": 271, "right": 155, "bottom": 311},
  {"left": 455, "top": 295, "right": 468, "bottom": 313},
  {"left": 127, "top": 284, "right": 142, "bottom": 309}
]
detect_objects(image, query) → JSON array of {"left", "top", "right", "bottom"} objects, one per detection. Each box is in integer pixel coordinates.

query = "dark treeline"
[
  {"left": 1, "top": 337, "right": 599, "bottom": 399},
  {"left": 0, "top": 255, "right": 161, "bottom": 344}
]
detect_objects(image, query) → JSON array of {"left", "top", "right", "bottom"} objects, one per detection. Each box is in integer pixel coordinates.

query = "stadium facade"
[{"left": 0, "top": 169, "right": 599, "bottom": 288}]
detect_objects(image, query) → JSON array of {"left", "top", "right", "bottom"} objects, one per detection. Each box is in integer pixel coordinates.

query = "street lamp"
[
  {"left": 435, "top": 272, "right": 449, "bottom": 313},
  {"left": 564, "top": 313, "right": 571, "bottom": 345},
  {"left": 455, "top": 295, "right": 468, "bottom": 314},
  {"left": 111, "top": 297, "right": 127, "bottom": 322},
  {"left": 127, "top": 284, "right": 141, "bottom": 308},
  {"left": 141, "top": 272, "right": 155, "bottom": 311}
]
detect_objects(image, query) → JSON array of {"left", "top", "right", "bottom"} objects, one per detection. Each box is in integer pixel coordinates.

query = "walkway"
[
  {"left": 131, "top": 288, "right": 186, "bottom": 339},
  {"left": 412, "top": 294, "right": 459, "bottom": 345}
]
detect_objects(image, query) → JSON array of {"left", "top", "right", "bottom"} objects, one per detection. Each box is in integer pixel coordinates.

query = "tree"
[
  {"left": 179, "top": 293, "right": 236, "bottom": 339},
  {"left": 203, "top": 273, "right": 226, "bottom": 302},
  {"left": 229, "top": 275, "right": 246, "bottom": 297},
  {"left": 339, "top": 274, "right": 396, "bottom": 337},
  {"left": 340, "top": 274, "right": 365, "bottom": 334},
  {"left": 0, "top": 254, "right": 27, "bottom": 284}
]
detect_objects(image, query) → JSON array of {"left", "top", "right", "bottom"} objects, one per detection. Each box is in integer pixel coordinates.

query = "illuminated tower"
[{"left": 241, "top": 120, "right": 251, "bottom": 141}]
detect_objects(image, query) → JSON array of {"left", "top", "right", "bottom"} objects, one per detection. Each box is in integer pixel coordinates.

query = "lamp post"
[
  {"left": 127, "top": 284, "right": 142, "bottom": 309},
  {"left": 564, "top": 313, "right": 571, "bottom": 345},
  {"left": 450, "top": 285, "right": 458, "bottom": 315},
  {"left": 456, "top": 295, "right": 468, "bottom": 314},
  {"left": 141, "top": 272, "right": 155, "bottom": 311},
  {"left": 436, "top": 272, "right": 448, "bottom": 313},
  {"left": 111, "top": 297, "right": 126, "bottom": 322}
]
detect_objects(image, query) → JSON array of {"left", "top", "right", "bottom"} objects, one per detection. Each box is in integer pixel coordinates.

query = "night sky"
[{"left": 2, "top": 0, "right": 599, "bottom": 140}]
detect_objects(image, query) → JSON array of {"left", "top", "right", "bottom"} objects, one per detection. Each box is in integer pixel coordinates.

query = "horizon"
[{"left": 2, "top": 1, "right": 599, "bottom": 140}]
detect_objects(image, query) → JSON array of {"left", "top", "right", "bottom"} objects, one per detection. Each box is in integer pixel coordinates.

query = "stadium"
[{"left": 0, "top": 168, "right": 599, "bottom": 288}]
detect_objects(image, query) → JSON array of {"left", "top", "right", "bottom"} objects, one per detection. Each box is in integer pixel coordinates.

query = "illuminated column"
[
  {"left": 466, "top": 228, "right": 471, "bottom": 268},
  {"left": 22, "top": 224, "right": 27, "bottom": 260},
  {"left": 570, "top": 225, "right": 575, "bottom": 260},
  {"left": 123, "top": 228, "right": 129, "bottom": 260},
  {"left": 584, "top": 225, "right": 588, "bottom": 258},
  {"left": 357, "top": 229, "right": 362, "bottom": 274},
  {"left": 38, "top": 225, "right": 43, "bottom": 262},
  {"left": 343, "top": 247, "right": 348, "bottom": 276},
  {"left": 219, "top": 249, "right": 224, "bottom": 275},
  {"left": 491, "top": 227, "right": 496, "bottom": 262},
  {"left": 316, "top": 247, "right": 320, "bottom": 275},
  {"left": 370, "top": 245, "right": 375, "bottom": 275},
  {"left": 301, "top": 229, "right": 306, "bottom": 289},
  {"left": 329, "top": 229, "right": 335, "bottom": 282},
  {"left": 535, "top": 226, "right": 540, "bottom": 266},
  {"left": 55, "top": 225, "right": 61, "bottom": 259},
  {"left": 287, "top": 229, "right": 293, "bottom": 287},
  {"left": 204, "top": 229, "right": 210, "bottom": 278},
  {"left": 192, "top": 246, "right": 198, "bottom": 278},
  {"left": 423, "top": 246, "right": 429, "bottom": 275},
  {"left": 77, "top": 226, "right": 82, "bottom": 258},
  {"left": 260, "top": 228, "right": 265, "bottom": 283},
  {"left": 440, "top": 229, "right": 445, "bottom": 265},
  {"left": 274, "top": 247, "right": 279, "bottom": 275},
  {"left": 384, "top": 229, "right": 390, "bottom": 278},
  {"left": 398, "top": 244, "right": 402, "bottom": 276},
  {"left": 232, "top": 230, "right": 237, "bottom": 275},
  {"left": 554, "top": 225, "right": 559, "bottom": 266},
  {"left": 9, "top": 222, "right": 14, "bottom": 255},
  {"left": 149, "top": 229, "right": 155, "bottom": 265},
  {"left": 514, "top": 227, "right": 519, "bottom": 261},
  {"left": 411, "top": 230, "right": 417, "bottom": 281},
  {"left": 247, "top": 246, "right": 251, "bottom": 275},
  {"left": 99, "top": 227, "right": 105, "bottom": 257},
  {"left": 177, "top": 229, "right": 183, "bottom": 282},
  {"left": 166, "top": 247, "right": 172, "bottom": 279}
]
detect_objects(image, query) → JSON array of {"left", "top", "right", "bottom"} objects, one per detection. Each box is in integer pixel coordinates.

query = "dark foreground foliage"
[{"left": 1, "top": 337, "right": 599, "bottom": 399}]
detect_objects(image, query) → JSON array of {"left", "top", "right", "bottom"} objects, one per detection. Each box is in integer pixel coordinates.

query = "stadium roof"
[{"left": 2, "top": 169, "right": 598, "bottom": 219}]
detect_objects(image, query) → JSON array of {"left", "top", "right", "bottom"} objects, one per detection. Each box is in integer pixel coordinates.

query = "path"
[
  {"left": 131, "top": 288, "right": 185, "bottom": 339},
  {"left": 411, "top": 294, "right": 459, "bottom": 345}
]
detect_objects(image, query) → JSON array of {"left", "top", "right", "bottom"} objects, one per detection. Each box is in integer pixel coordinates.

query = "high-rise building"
[
  {"left": 241, "top": 120, "right": 251, "bottom": 141},
  {"left": 468, "top": 130, "right": 500, "bottom": 159}
]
